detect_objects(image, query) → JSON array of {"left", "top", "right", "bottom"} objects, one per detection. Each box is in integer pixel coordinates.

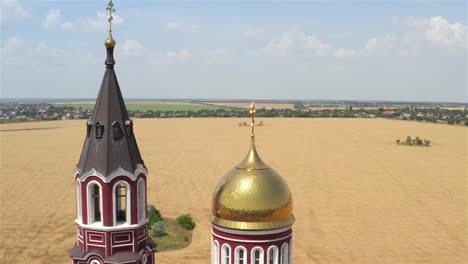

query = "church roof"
[{"left": 76, "top": 40, "right": 145, "bottom": 177}]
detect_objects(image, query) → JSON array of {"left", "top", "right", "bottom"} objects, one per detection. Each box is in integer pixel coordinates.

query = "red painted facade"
[
  {"left": 211, "top": 226, "right": 292, "bottom": 264},
  {"left": 70, "top": 173, "right": 155, "bottom": 264}
]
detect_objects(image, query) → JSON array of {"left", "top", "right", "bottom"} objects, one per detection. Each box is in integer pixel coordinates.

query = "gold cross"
[
  {"left": 106, "top": 0, "right": 115, "bottom": 36},
  {"left": 250, "top": 101, "right": 256, "bottom": 139}
]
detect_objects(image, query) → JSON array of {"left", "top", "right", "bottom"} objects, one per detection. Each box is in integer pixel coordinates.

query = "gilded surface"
[{"left": 211, "top": 139, "right": 294, "bottom": 230}]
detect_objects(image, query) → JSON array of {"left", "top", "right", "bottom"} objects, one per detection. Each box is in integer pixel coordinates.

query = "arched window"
[
  {"left": 76, "top": 180, "right": 82, "bottom": 221},
  {"left": 235, "top": 246, "right": 247, "bottom": 264},
  {"left": 114, "top": 181, "right": 131, "bottom": 225},
  {"left": 267, "top": 246, "right": 279, "bottom": 264},
  {"left": 281, "top": 243, "right": 289, "bottom": 264},
  {"left": 221, "top": 244, "right": 231, "bottom": 264},
  {"left": 212, "top": 240, "right": 220, "bottom": 264},
  {"left": 251, "top": 247, "right": 264, "bottom": 264},
  {"left": 137, "top": 178, "right": 146, "bottom": 222},
  {"left": 87, "top": 182, "right": 102, "bottom": 224}
]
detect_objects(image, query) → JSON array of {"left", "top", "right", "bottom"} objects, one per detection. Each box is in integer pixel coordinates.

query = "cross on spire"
[
  {"left": 250, "top": 101, "right": 256, "bottom": 139},
  {"left": 106, "top": 0, "right": 115, "bottom": 36}
]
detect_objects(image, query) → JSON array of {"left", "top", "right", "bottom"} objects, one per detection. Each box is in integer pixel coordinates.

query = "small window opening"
[
  {"left": 112, "top": 121, "right": 123, "bottom": 139},
  {"left": 124, "top": 120, "right": 133, "bottom": 136},
  {"left": 95, "top": 122, "right": 104, "bottom": 139},
  {"left": 92, "top": 184, "right": 101, "bottom": 222},
  {"left": 86, "top": 120, "right": 93, "bottom": 137},
  {"left": 116, "top": 183, "right": 127, "bottom": 223}
]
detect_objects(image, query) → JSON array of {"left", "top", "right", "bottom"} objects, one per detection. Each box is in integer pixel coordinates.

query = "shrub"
[
  {"left": 424, "top": 140, "right": 431, "bottom": 146},
  {"left": 176, "top": 214, "right": 196, "bottom": 230},
  {"left": 147, "top": 204, "right": 162, "bottom": 223},
  {"left": 406, "top": 136, "right": 413, "bottom": 145},
  {"left": 396, "top": 139, "right": 400, "bottom": 144},
  {"left": 465, "top": 120, "right": 468, "bottom": 126},
  {"left": 151, "top": 221, "right": 167, "bottom": 237}
]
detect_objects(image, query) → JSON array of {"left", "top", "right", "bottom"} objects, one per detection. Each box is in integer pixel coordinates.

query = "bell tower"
[{"left": 69, "top": 1, "right": 155, "bottom": 263}]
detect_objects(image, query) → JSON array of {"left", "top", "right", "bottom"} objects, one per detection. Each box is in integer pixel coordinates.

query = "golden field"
[{"left": 0, "top": 118, "right": 467, "bottom": 264}]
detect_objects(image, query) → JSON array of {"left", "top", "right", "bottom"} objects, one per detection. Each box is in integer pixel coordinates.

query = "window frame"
[
  {"left": 87, "top": 181, "right": 103, "bottom": 225},
  {"left": 76, "top": 180, "right": 82, "bottom": 222},
  {"left": 267, "top": 246, "right": 279, "bottom": 264},
  {"left": 281, "top": 243, "right": 289, "bottom": 264},
  {"left": 113, "top": 180, "right": 131, "bottom": 225},
  {"left": 235, "top": 246, "right": 247, "bottom": 264},
  {"left": 221, "top": 244, "right": 231, "bottom": 264},
  {"left": 251, "top": 247, "right": 264, "bottom": 264},
  {"left": 137, "top": 178, "right": 146, "bottom": 222}
]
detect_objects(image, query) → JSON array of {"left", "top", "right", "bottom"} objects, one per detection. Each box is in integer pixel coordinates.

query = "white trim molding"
[
  {"left": 251, "top": 246, "right": 264, "bottom": 264},
  {"left": 213, "top": 225, "right": 291, "bottom": 236},
  {"left": 234, "top": 245, "right": 248, "bottom": 264},
  {"left": 267, "top": 245, "right": 279, "bottom": 264},
  {"left": 75, "top": 164, "right": 148, "bottom": 183},
  {"left": 75, "top": 219, "right": 148, "bottom": 232},
  {"left": 212, "top": 231, "right": 292, "bottom": 244},
  {"left": 221, "top": 243, "right": 232, "bottom": 264},
  {"left": 86, "top": 181, "right": 103, "bottom": 225},
  {"left": 281, "top": 243, "right": 289, "bottom": 264}
]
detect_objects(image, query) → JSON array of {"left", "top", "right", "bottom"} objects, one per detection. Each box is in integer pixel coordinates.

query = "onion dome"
[{"left": 211, "top": 102, "right": 294, "bottom": 230}]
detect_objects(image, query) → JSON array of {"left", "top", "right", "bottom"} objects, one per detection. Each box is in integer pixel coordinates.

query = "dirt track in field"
[{"left": 0, "top": 118, "right": 466, "bottom": 264}]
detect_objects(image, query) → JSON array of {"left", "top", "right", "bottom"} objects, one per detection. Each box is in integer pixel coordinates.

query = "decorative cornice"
[
  {"left": 212, "top": 225, "right": 291, "bottom": 236},
  {"left": 74, "top": 164, "right": 147, "bottom": 183},
  {"left": 75, "top": 219, "right": 149, "bottom": 231}
]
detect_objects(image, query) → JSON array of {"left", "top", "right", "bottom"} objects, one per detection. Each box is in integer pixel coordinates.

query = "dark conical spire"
[{"left": 76, "top": 32, "right": 144, "bottom": 177}]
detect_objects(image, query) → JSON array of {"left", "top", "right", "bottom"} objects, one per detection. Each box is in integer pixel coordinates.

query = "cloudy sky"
[{"left": 1, "top": 0, "right": 466, "bottom": 102}]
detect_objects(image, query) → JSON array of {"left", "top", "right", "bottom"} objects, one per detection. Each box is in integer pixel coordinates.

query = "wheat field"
[{"left": 0, "top": 118, "right": 466, "bottom": 264}]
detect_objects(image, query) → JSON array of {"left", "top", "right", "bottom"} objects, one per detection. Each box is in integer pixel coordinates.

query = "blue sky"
[{"left": 1, "top": 0, "right": 467, "bottom": 102}]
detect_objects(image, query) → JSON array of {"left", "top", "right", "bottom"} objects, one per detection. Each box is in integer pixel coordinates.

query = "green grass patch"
[
  {"left": 59, "top": 102, "right": 230, "bottom": 112},
  {"left": 149, "top": 217, "right": 193, "bottom": 252}
]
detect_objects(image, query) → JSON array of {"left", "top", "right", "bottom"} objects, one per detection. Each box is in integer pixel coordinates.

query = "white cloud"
[
  {"left": 244, "top": 29, "right": 265, "bottom": 38},
  {"left": 166, "top": 21, "right": 200, "bottom": 33},
  {"left": 1, "top": 37, "right": 26, "bottom": 63},
  {"left": 62, "top": 12, "right": 123, "bottom": 32},
  {"left": 262, "top": 29, "right": 330, "bottom": 56},
  {"left": 397, "top": 16, "right": 467, "bottom": 52},
  {"left": 42, "top": 10, "right": 123, "bottom": 32},
  {"left": 204, "top": 48, "right": 236, "bottom": 65},
  {"left": 1, "top": 0, "right": 29, "bottom": 28},
  {"left": 262, "top": 16, "right": 466, "bottom": 60},
  {"left": 165, "top": 49, "right": 191, "bottom": 60},
  {"left": 1, "top": 37, "right": 67, "bottom": 66},
  {"left": 42, "top": 9, "right": 61, "bottom": 29},
  {"left": 121, "top": 40, "right": 144, "bottom": 56}
]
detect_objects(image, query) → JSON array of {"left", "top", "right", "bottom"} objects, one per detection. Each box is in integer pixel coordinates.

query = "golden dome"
[
  {"left": 211, "top": 139, "right": 294, "bottom": 230},
  {"left": 105, "top": 35, "right": 116, "bottom": 49}
]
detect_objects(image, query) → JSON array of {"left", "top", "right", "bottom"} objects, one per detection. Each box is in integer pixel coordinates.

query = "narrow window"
[
  {"left": 112, "top": 121, "right": 123, "bottom": 139},
  {"left": 221, "top": 244, "right": 231, "bottom": 264},
  {"left": 268, "top": 247, "right": 278, "bottom": 264},
  {"left": 213, "top": 241, "right": 220, "bottom": 264},
  {"left": 86, "top": 120, "right": 93, "bottom": 137},
  {"left": 125, "top": 120, "right": 133, "bottom": 136},
  {"left": 115, "top": 183, "right": 127, "bottom": 223},
  {"left": 236, "top": 247, "right": 246, "bottom": 264},
  {"left": 95, "top": 122, "right": 104, "bottom": 139},
  {"left": 252, "top": 248, "right": 264, "bottom": 264},
  {"left": 88, "top": 183, "right": 101, "bottom": 223},
  {"left": 76, "top": 181, "right": 82, "bottom": 221},
  {"left": 281, "top": 244, "right": 289, "bottom": 264},
  {"left": 137, "top": 179, "right": 146, "bottom": 221}
]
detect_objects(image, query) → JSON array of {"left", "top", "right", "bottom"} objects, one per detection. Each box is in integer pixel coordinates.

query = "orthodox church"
[{"left": 69, "top": 1, "right": 294, "bottom": 264}]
